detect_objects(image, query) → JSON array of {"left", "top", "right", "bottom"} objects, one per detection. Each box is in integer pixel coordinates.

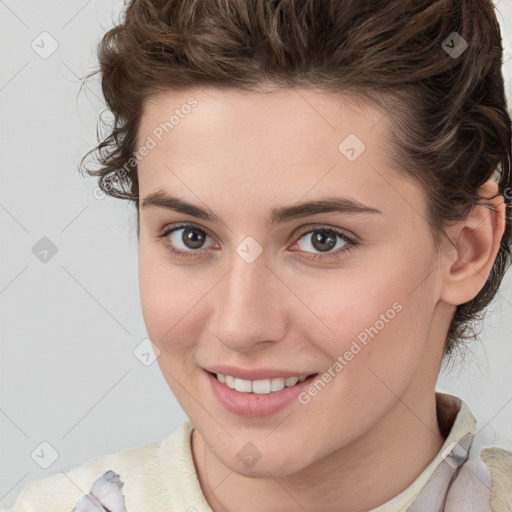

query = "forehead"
[
  {"left": 136, "top": 86, "right": 426, "bottom": 224},
  {"left": 138, "top": 86, "right": 385, "bottom": 150}
]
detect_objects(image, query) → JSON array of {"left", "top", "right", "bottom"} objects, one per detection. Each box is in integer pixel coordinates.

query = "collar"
[
  {"left": 370, "top": 391, "right": 477, "bottom": 511},
  {"left": 160, "top": 392, "right": 479, "bottom": 512}
]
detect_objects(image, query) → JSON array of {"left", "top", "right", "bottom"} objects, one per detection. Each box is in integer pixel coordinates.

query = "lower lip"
[{"left": 205, "top": 370, "right": 318, "bottom": 418}]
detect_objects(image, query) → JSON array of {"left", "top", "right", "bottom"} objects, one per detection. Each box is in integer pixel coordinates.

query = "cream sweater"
[{"left": 6, "top": 392, "right": 512, "bottom": 511}]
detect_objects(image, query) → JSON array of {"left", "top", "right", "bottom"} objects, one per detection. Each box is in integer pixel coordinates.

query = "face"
[{"left": 137, "top": 86, "right": 447, "bottom": 477}]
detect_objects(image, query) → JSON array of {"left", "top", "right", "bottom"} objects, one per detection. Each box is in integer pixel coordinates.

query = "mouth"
[
  {"left": 206, "top": 370, "right": 319, "bottom": 394},
  {"left": 205, "top": 369, "right": 320, "bottom": 417}
]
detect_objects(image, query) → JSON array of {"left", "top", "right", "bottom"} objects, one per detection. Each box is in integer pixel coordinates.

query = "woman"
[{"left": 8, "top": 0, "right": 512, "bottom": 510}]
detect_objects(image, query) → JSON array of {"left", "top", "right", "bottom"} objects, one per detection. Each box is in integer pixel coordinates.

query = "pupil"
[
  {"left": 183, "top": 227, "right": 205, "bottom": 249},
  {"left": 312, "top": 230, "right": 336, "bottom": 252},
  {"left": 180, "top": 228, "right": 337, "bottom": 252}
]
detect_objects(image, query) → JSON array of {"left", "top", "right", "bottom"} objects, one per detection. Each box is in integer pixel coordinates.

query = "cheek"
[
  {"left": 138, "top": 253, "right": 204, "bottom": 402},
  {"left": 138, "top": 245, "right": 194, "bottom": 346},
  {"left": 303, "top": 255, "right": 436, "bottom": 383},
  {"left": 138, "top": 244, "right": 220, "bottom": 369},
  {"left": 291, "top": 268, "right": 435, "bottom": 445},
  {"left": 297, "top": 274, "right": 405, "bottom": 355},
  {"left": 140, "top": 276, "right": 198, "bottom": 345}
]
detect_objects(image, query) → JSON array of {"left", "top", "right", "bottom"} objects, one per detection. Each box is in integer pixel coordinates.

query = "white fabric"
[{"left": 6, "top": 392, "right": 512, "bottom": 511}]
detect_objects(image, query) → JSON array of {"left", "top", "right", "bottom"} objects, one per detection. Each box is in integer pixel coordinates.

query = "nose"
[{"left": 208, "top": 250, "right": 289, "bottom": 353}]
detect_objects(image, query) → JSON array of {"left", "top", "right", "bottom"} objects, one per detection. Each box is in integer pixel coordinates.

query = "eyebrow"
[{"left": 141, "top": 190, "right": 382, "bottom": 225}]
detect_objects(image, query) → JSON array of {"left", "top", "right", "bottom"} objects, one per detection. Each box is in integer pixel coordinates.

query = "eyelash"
[{"left": 156, "top": 222, "right": 359, "bottom": 262}]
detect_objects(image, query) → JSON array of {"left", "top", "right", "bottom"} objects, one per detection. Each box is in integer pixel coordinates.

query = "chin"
[{"left": 220, "top": 449, "right": 314, "bottom": 479}]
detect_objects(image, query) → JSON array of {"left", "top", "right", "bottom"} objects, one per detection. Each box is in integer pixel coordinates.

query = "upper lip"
[{"left": 203, "top": 365, "right": 317, "bottom": 381}]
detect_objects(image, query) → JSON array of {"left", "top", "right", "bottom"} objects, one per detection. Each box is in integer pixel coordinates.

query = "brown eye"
[
  {"left": 158, "top": 222, "right": 359, "bottom": 262},
  {"left": 309, "top": 230, "right": 338, "bottom": 252},
  {"left": 296, "top": 228, "right": 348, "bottom": 254},
  {"left": 291, "top": 225, "right": 359, "bottom": 261},
  {"left": 158, "top": 223, "right": 215, "bottom": 259},
  {"left": 179, "top": 226, "right": 207, "bottom": 249}
]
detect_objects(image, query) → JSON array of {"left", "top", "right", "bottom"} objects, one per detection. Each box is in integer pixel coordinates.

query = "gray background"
[{"left": 1, "top": 0, "right": 511, "bottom": 508}]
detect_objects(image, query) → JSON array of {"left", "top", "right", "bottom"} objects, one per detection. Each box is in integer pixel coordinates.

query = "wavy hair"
[{"left": 79, "top": 0, "right": 512, "bottom": 364}]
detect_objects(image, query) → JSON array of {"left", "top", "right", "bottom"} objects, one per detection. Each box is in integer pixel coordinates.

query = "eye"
[
  {"left": 291, "top": 225, "right": 359, "bottom": 261},
  {"left": 157, "top": 223, "right": 215, "bottom": 259},
  {"left": 156, "top": 222, "right": 359, "bottom": 261}
]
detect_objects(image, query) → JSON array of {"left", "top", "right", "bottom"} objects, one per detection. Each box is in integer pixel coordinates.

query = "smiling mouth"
[{"left": 207, "top": 371, "right": 319, "bottom": 394}]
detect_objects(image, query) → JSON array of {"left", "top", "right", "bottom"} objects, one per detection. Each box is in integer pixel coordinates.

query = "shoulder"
[
  {"left": 439, "top": 394, "right": 512, "bottom": 511},
  {"left": 446, "top": 443, "right": 512, "bottom": 512},
  {"left": 6, "top": 421, "right": 194, "bottom": 512},
  {"left": 7, "top": 440, "right": 161, "bottom": 512},
  {"left": 480, "top": 446, "right": 512, "bottom": 511}
]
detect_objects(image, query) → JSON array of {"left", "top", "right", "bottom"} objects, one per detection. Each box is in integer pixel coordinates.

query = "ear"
[{"left": 439, "top": 179, "right": 506, "bottom": 306}]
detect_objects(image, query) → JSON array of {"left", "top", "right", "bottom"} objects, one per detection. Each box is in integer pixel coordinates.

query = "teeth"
[
  {"left": 225, "top": 375, "right": 235, "bottom": 389},
  {"left": 215, "top": 373, "right": 311, "bottom": 394},
  {"left": 252, "top": 379, "right": 271, "bottom": 394},
  {"left": 270, "top": 377, "right": 285, "bottom": 391},
  {"left": 285, "top": 376, "right": 299, "bottom": 386},
  {"left": 234, "top": 378, "right": 252, "bottom": 393}
]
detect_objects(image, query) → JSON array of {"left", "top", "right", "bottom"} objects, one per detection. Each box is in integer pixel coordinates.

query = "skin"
[{"left": 136, "top": 85, "right": 505, "bottom": 512}]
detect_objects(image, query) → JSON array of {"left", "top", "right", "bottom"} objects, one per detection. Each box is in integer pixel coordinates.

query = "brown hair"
[{"left": 79, "top": 0, "right": 512, "bottom": 364}]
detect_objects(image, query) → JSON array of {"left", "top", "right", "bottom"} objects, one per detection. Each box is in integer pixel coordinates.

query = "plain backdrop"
[{"left": 1, "top": 0, "right": 512, "bottom": 508}]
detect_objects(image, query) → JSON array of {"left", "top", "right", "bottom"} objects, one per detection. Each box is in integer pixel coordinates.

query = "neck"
[{"left": 192, "top": 389, "right": 448, "bottom": 512}]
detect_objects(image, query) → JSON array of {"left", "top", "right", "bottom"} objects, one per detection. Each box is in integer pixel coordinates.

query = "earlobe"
[{"left": 439, "top": 180, "right": 506, "bottom": 306}]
